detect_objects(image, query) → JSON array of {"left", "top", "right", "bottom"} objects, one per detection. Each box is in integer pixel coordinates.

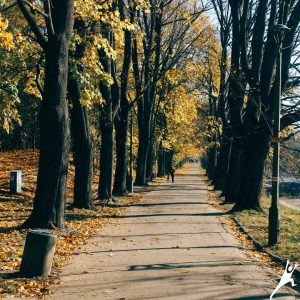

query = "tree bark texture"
[
  {"left": 68, "top": 78, "right": 94, "bottom": 210},
  {"left": 98, "top": 24, "right": 119, "bottom": 200},
  {"left": 22, "top": 0, "right": 74, "bottom": 228},
  {"left": 113, "top": 8, "right": 132, "bottom": 195}
]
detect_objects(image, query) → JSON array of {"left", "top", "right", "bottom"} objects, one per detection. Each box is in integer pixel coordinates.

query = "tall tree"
[
  {"left": 134, "top": 0, "right": 208, "bottom": 185},
  {"left": 68, "top": 19, "right": 95, "bottom": 210},
  {"left": 98, "top": 23, "right": 120, "bottom": 200},
  {"left": 225, "top": 0, "right": 300, "bottom": 210},
  {"left": 211, "top": 0, "right": 232, "bottom": 191},
  {"left": 17, "top": 0, "right": 75, "bottom": 228},
  {"left": 134, "top": 1, "right": 158, "bottom": 186},
  {"left": 224, "top": 0, "right": 246, "bottom": 204},
  {"left": 113, "top": 0, "right": 134, "bottom": 196}
]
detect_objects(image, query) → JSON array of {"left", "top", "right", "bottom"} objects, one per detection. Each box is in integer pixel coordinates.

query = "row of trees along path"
[
  {"left": 0, "top": 0, "right": 212, "bottom": 229},
  {"left": 0, "top": 1, "right": 299, "bottom": 297},
  {"left": 1, "top": 1, "right": 300, "bottom": 229},
  {"left": 206, "top": 0, "right": 300, "bottom": 211}
]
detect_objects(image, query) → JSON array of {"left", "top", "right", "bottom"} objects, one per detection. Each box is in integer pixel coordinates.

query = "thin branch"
[
  {"left": 44, "top": 0, "right": 55, "bottom": 36},
  {"left": 23, "top": 0, "right": 48, "bottom": 18},
  {"left": 0, "top": 1, "right": 18, "bottom": 12},
  {"left": 17, "top": 0, "right": 47, "bottom": 50}
]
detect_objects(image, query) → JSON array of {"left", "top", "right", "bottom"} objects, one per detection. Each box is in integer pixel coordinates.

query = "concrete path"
[
  {"left": 281, "top": 198, "right": 300, "bottom": 211},
  {"left": 49, "top": 164, "right": 298, "bottom": 300}
]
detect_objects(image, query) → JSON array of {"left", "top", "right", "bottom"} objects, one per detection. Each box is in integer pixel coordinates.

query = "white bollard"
[{"left": 10, "top": 170, "right": 22, "bottom": 193}]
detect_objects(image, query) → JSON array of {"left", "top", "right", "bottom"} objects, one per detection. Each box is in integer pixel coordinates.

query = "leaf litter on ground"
[
  {"left": 208, "top": 189, "right": 300, "bottom": 278},
  {"left": 0, "top": 150, "right": 162, "bottom": 298}
]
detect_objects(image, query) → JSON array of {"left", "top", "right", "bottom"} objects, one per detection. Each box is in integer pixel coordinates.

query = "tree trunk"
[
  {"left": 112, "top": 10, "right": 132, "bottom": 196},
  {"left": 23, "top": 0, "right": 74, "bottom": 229},
  {"left": 206, "top": 141, "right": 218, "bottom": 180},
  {"left": 146, "top": 139, "right": 154, "bottom": 180},
  {"left": 222, "top": 0, "right": 244, "bottom": 203},
  {"left": 97, "top": 24, "right": 119, "bottom": 200},
  {"left": 214, "top": 140, "right": 232, "bottom": 191},
  {"left": 135, "top": 125, "right": 149, "bottom": 185},
  {"left": 97, "top": 66, "right": 114, "bottom": 200},
  {"left": 134, "top": 42, "right": 151, "bottom": 187},
  {"left": 135, "top": 54, "right": 152, "bottom": 186},
  {"left": 213, "top": 127, "right": 232, "bottom": 191},
  {"left": 233, "top": 124, "right": 271, "bottom": 210},
  {"left": 224, "top": 137, "right": 245, "bottom": 203},
  {"left": 113, "top": 107, "right": 129, "bottom": 196},
  {"left": 68, "top": 78, "right": 94, "bottom": 210},
  {"left": 98, "top": 114, "right": 114, "bottom": 199},
  {"left": 157, "top": 147, "right": 164, "bottom": 177},
  {"left": 134, "top": 3, "right": 163, "bottom": 186}
]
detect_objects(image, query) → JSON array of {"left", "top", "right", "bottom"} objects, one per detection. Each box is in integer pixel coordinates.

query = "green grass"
[{"left": 215, "top": 196, "right": 300, "bottom": 262}]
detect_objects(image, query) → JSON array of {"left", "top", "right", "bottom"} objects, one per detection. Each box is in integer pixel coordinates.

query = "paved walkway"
[
  {"left": 281, "top": 198, "right": 300, "bottom": 211},
  {"left": 49, "top": 164, "right": 298, "bottom": 300}
]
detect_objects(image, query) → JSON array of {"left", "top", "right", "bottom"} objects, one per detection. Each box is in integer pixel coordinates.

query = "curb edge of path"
[{"left": 230, "top": 216, "right": 300, "bottom": 282}]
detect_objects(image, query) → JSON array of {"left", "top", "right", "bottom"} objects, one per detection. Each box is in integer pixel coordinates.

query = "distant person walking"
[{"left": 167, "top": 166, "right": 176, "bottom": 183}]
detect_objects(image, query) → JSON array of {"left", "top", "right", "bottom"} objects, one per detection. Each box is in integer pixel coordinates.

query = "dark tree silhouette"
[{"left": 18, "top": 0, "right": 75, "bottom": 228}]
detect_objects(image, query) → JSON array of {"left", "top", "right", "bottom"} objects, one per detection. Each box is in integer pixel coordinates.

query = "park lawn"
[
  {"left": 209, "top": 191, "right": 300, "bottom": 263},
  {"left": 234, "top": 197, "right": 300, "bottom": 262},
  {"left": 0, "top": 150, "right": 160, "bottom": 298}
]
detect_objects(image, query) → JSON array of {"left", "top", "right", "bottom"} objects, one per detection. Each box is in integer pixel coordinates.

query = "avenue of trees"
[
  {"left": 205, "top": 0, "right": 300, "bottom": 211},
  {"left": 1, "top": 0, "right": 300, "bottom": 229},
  {"left": 0, "top": 0, "right": 216, "bottom": 229}
]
